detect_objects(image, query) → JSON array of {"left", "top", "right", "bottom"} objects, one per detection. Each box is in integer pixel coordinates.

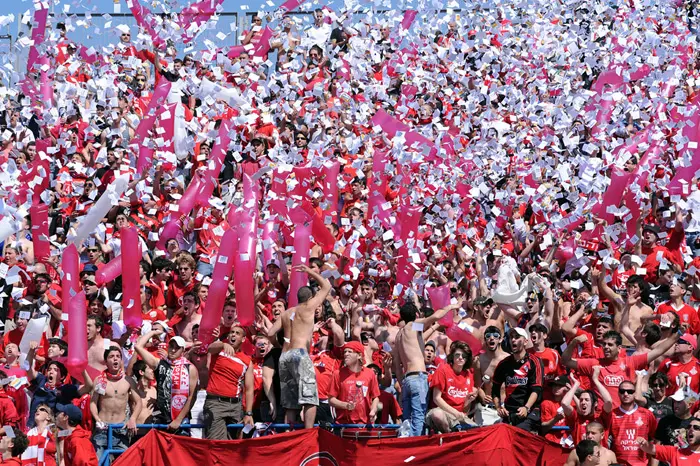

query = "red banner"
[{"left": 113, "top": 424, "right": 568, "bottom": 466}]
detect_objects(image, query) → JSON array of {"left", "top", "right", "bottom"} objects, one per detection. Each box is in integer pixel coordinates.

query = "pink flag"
[
  {"left": 29, "top": 205, "right": 50, "bottom": 263},
  {"left": 400, "top": 10, "right": 418, "bottom": 30},
  {"left": 427, "top": 285, "right": 453, "bottom": 328}
]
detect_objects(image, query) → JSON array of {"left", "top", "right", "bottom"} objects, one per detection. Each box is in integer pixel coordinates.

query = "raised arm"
[
  {"left": 561, "top": 334, "right": 587, "bottom": 369},
  {"left": 591, "top": 366, "right": 613, "bottom": 413},
  {"left": 135, "top": 330, "right": 162, "bottom": 369},
  {"left": 560, "top": 375, "right": 580, "bottom": 418},
  {"left": 420, "top": 301, "right": 463, "bottom": 328},
  {"left": 294, "top": 264, "right": 331, "bottom": 310}
]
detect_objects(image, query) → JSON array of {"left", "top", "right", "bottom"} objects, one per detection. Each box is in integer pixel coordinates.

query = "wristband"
[{"left": 244, "top": 411, "right": 253, "bottom": 417}]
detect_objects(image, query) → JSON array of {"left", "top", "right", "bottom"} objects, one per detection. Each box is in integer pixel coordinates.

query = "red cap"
[{"left": 342, "top": 341, "right": 365, "bottom": 356}]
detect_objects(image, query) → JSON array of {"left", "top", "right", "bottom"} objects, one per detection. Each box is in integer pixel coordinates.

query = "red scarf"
[
  {"left": 166, "top": 357, "right": 190, "bottom": 422},
  {"left": 95, "top": 368, "right": 125, "bottom": 395}
]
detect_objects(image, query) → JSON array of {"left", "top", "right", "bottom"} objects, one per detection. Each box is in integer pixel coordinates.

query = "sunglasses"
[
  {"left": 690, "top": 424, "right": 700, "bottom": 431},
  {"left": 37, "top": 407, "right": 50, "bottom": 414},
  {"left": 178, "top": 267, "right": 191, "bottom": 271},
  {"left": 484, "top": 333, "right": 501, "bottom": 339},
  {"left": 296, "top": 136, "right": 307, "bottom": 141},
  {"left": 651, "top": 383, "right": 666, "bottom": 388},
  {"left": 450, "top": 288, "right": 458, "bottom": 292},
  {"left": 453, "top": 353, "right": 466, "bottom": 359},
  {"left": 618, "top": 389, "right": 635, "bottom": 395},
  {"left": 136, "top": 78, "right": 146, "bottom": 82},
  {"left": 121, "top": 34, "right": 131, "bottom": 37}
]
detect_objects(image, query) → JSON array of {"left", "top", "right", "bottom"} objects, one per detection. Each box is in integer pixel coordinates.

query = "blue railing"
[{"left": 98, "top": 422, "right": 571, "bottom": 465}]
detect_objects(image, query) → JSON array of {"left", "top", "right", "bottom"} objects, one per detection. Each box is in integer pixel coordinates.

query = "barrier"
[{"left": 98, "top": 422, "right": 571, "bottom": 465}]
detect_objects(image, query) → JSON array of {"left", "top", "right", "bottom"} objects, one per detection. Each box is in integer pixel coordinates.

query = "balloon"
[
  {"left": 445, "top": 325, "right": 482, "bottom": 357},
  {"left": 29, "top": 205, "right": 50, "bottom": 263},
  {"left": 156, "top": 219, "right": 182, "bottom": 251},
  {"left": 196, "top": 121, "right": 232, "bottom": 206},
  {"left": 95, "top": 255, "right": 122, "bottom": 286},
  {"left": 233, "top": 175, "right": 259, "bottom": 326},
  {"left": 121, "top": 227, "right": 143, "bottom": 328},
  {"left": 287, "top": 214, "right": 313, "bottom": 308},
  {"left": 136, "top": 144, "right": 154, "bottom": 175},
  {"left": 71, "top": 175, "right": 129, "bottom": 247},
  {"left": 427, "top": 285, "right": 453, "bottom": 328},
  {"left": 61, "top": 244, "right": 81, "bottom": 314},
  {"left": 321, "top": 161, "right": 340, "bottom": 222},
  {"left": 395, "top": 205, "right": 422, "bottom": 289},
  {"left": 66, "top": 291, "right": 88, "bottom": 382},
  {"left": 261, "top": 220, "right": 276, "bottom": 280},
  {"left": 26, "top": 6, "right": 48, "bottom": 72},
  {"left": 555, "top": 238, "right": 576, "bottom": 264},
  {"left": 198, "top": 227, "right": 238, "bottom": 346}
]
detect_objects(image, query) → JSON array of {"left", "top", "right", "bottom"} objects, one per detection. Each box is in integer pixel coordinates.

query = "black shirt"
[
  {"left": 492, "top": 353, "right": 545, "bottom": 411},
  {"left": 655, "top": 414, "right": 692, "bottom": 446}
]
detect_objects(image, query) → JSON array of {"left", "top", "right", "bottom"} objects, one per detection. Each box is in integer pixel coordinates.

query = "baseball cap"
[
  {"left": 642, "top": 224, "right": 660, "bottom": 236},
  {"left": 56, "top": 403, "right": 83, "bottom": 423},
  {"left": 680, "top": 334, "right": 697, "bottom": 351},
  {"left": 474, "top": 296, "right": 494, "bottom": 306},
  {"left": 169, "top": 336, "right": 186, "bottom": 348},
  {"left": 508, "top": 327, "right": 529, "bottom": 339},
  {"left": 425, "top": 340, "right": 437, "bottom": 351},
  {"left": 550, "top": 375, "right": 569, "bottom": 387},
  {"left": 154, "top": 320, "right": 170, "bottom": 333}
]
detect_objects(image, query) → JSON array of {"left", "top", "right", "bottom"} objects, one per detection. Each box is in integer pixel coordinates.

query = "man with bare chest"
[
  {"left": 87, "top": 315, "right": 107, "bottom": 372},
  {"left": 174, "top": 292, "right": 202, "bottom": 342},
  {"left": 393, "top": 300, "right": 461, "bottom": 436},
  {"left": 132, "top": 360, "right": 157, "bottom": 435},
  {"left": 278, "top": 265, "right": 331, "bottom": 429},
  {"left": 90, "top": 347, "right": 142, "bottom": 460},
  {"left": 473, "top": 325, "right": 508, "bottom": 426}
]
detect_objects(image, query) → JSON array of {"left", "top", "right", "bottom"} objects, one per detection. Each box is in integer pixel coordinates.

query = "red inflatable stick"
[
  {"left": 66, "top": 291, "right": 88, "bottom": 382},
  {"left": 29, "top": 205, "right": 50, "bottom": 263},
  {"left": 198, "top": 227, "right": 237, "bottom": 346},
  {"left": 120, "top": 227, "right": 143, "bottom": 328},
  {"left": 287, "top": 212, "right": 313, "bottom": 308}
]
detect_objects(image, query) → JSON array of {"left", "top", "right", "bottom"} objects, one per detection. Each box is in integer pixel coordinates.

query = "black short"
[
  {"left": 316, "top": 402, "right": 334, "bottom": 424},
  {"left": 506, "top": 408, "right": 540, "bottom": 433}
]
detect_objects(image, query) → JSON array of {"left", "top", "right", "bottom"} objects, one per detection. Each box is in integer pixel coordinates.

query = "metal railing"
[{"left": 97, "top": 422, "right": 571, "bottom": 466}]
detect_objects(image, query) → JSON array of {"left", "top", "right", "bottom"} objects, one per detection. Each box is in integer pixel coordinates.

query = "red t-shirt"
[
  {"left": 609, "top": 405, "right": 657, "bottom": 466},
  {"left": 528, "top": 347, "right": 564, "bottom": 384},
  {"left": 566, "top": 408, "right": 611, "bottom": 444},
  {"left": 313, "top": 351, "right": 341, "bottom": 401},
  {"left": 656, "top": 302, "right": 700, "bottom": 335},
  {"left": 641, "top": 244, "right": 679, "bottom": 283},
  {"left": 658, "top": 357, "right": 700, "bottom": 395},
  {"left": 576, "top": 353, "right": 649, "bottom": 407},
  {"left": 329, "top": 366, "right": 380, "bottom": 424},
  {"left": 429, "top": 363, "right": 474, "bottom": 411},
  {"left": 377, "top": 390, "right": 402, "bottom": 424},
  {"left": 251, "top": 357, "right": 265, "bottom": 409},
  {"left": 540, "top": 400, "right": 574, "bottom": 448},
  {"left": 166, "top": 278, "right": 195, "bottom": 310},
  {"left": 194, "top": 216, "right": 228, "bottom": 264},
  {"left": 207, "top": 351, "right": 251, "bottom": 399},
  {"left": 655, "top": 444, "right": 700, "bottom": 466}
]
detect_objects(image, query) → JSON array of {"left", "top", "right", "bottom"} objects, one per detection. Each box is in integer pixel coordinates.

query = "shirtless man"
[
  {"left": 473, "top": 325, "right": 508, "bottom": 426},
  {"left": 595, "top": 269, "right": 652, "bottom": 345},
  {"left": 132, "top": 360, "right": 157, "bottom": 434},
  {"left": 90, "top": 346, "right": 142, "bottom": 460},
  {"left": 87, "top": 315, "right": 107, "bottom": 372},
  {"left": 463, "top": 297, "right": 504, "bottom": 342},
  {"left": 278, "top": 265, "right": 331, "bottom": 429},
  {"left": 393, "top": 299, "right": 462, "bottom": 436},
  {"left": 174, "top": 292, "right": 202, "bottom": 342},
  {"left": 564, "top": 421, "right": 618, "bottom": 465}
]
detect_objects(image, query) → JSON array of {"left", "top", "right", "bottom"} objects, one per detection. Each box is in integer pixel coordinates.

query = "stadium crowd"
[{"left": 1, "top": 0, "right": 700, "bottom": 464}]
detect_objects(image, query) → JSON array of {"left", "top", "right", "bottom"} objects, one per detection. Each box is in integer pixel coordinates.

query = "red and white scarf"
[
  {"left": 167, "top": 357, "right": 190, "bottom": 421},
  {"left": 21, "top": 426, "right": 53, "bottom": 466},
  {"left": 94, "top": 368, "right": 125, "bottom": 395}
]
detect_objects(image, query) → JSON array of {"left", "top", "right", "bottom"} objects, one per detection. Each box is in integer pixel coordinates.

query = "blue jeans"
[
  {"left": 687, "top": 231, "right": 700, "bottom": 257},
  {"left": 196, "top": 261, "right": 214, "bottom": 277},
  {"left": 401, "top": 372, "right": 428, "bottom": 436},
  {"left": 93, "top": 425, "right": 130, "bottom": 462}
]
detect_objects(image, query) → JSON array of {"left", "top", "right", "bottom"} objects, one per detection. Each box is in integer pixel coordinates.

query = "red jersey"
[
  {"left": 329, "top": 366, "right": 380, "bottom": 424},
  {"left": 566, "top": 408, "right": 611, "bottom": 444},
  {"left": 641, "top": 244, "right": 680, "bottom": 283},
  {"left": 251, "top": 357, "right": 265, "bottom": 409},
  {"left": 541, "top": 400, "right": 574, "bottom": 448},
  {"left": 166, "top": 278, "right": 195, "bottom": 310},
  {"left": 529, "top": 347, "right": 564, "bottom": 384},
  {"left": 63, "top": 426, "right": 98, "bottom": 466},
  {"left": 576, "top": 353, "right": 649, "bottom": 406},
  {"left": 377, "top": 390, "right": 402, "bottom": 424},
  {"left": 609, "top": 405, "right": 657, "bottom": 466},
  {"left": 429, "top": 363, "right": 474, "bottom": 411},
  {"left": 658, "top": 357, "right": 700, "bottom": 396},
  {"left": 207, "top": 351, "right": 251, "bottom": 399},
  {"left": 313, "top": 351, "right": 341, "bottom": 401},
  {"left": 656, "top": 445, "right": 700, "bottom": 466},
  {"left": 656, "top": 302, "right": 700, "bottom": 335}
]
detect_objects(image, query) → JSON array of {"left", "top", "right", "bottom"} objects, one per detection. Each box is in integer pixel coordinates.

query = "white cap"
[
  {"left": 170, "top": 336, "right": 186, "bottom": 348},
  {"left": 155, "top": 320, "right": 170, "bottom": 333},
  {"left": 670, "top": 388, "right": 687, "bottom": 402},
  {"left": 509, "top": 327, "right": 529, "bottom": 339}
]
